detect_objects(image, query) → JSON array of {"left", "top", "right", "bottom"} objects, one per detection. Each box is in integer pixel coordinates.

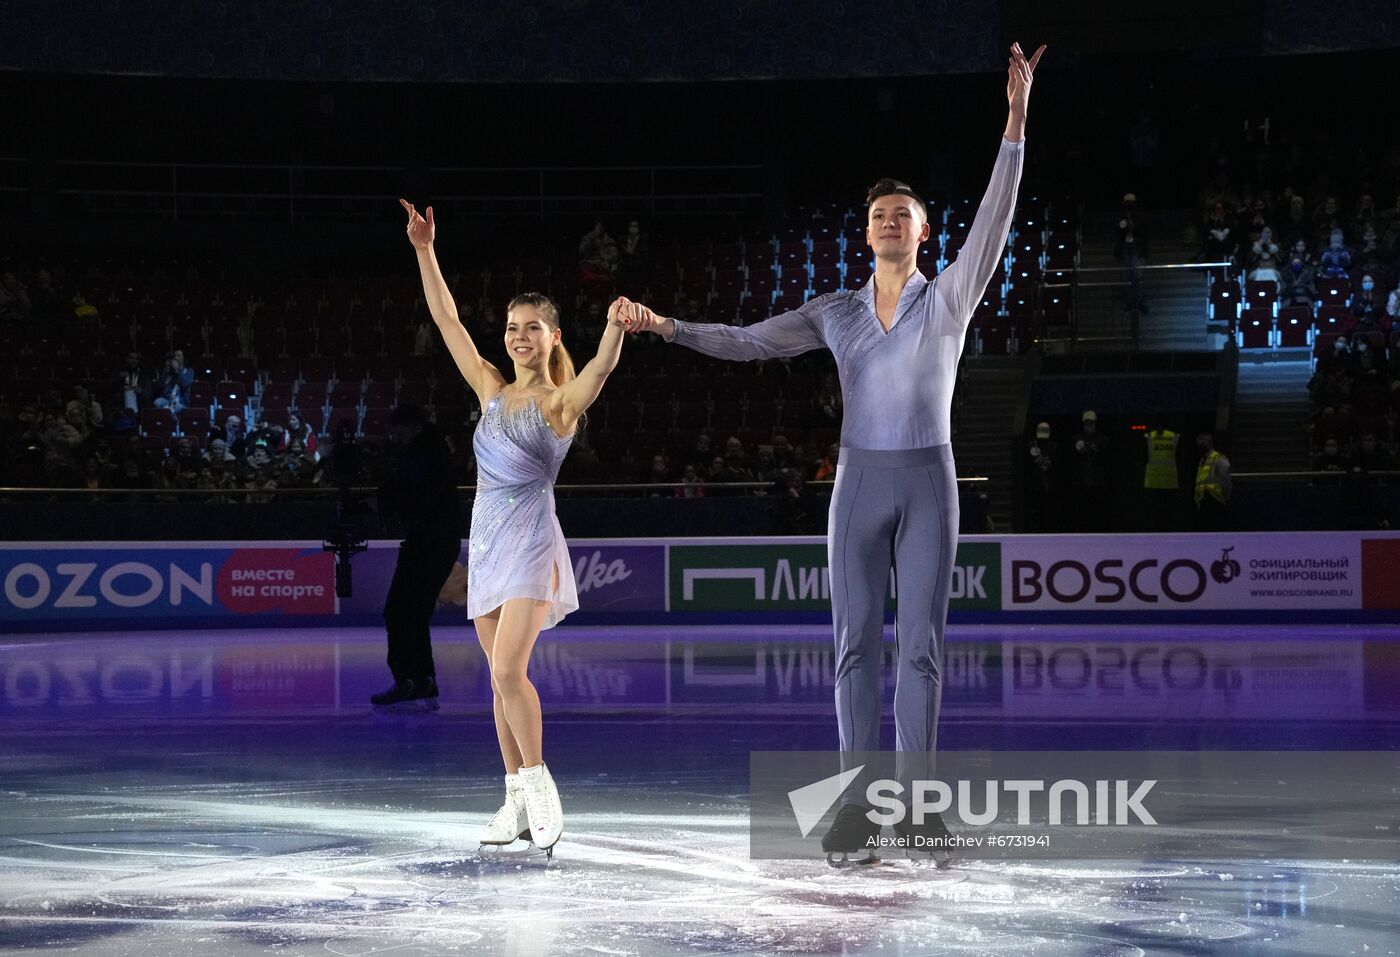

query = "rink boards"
[{"left": 3, "top": 531, "right": 1400, "bottom": 632}]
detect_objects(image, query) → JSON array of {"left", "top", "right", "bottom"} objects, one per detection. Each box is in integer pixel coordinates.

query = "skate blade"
[
  {"left": 478, "top": 829, "right": 533, "bottom": 848},
  {"left": 533, "top": 832, "right": 562, "bottom": 859},
  {"left": 903, "top": 850, "right": 954, "bottom": 869},
  {"left": 476, "top": 841, "right": 553, "bottom": 864},
  {"left": 826, "top": 851, "right": 879, "bottom": 869},
  {"left": 372, "top": 698, "right": 441, "bottom": 713}
]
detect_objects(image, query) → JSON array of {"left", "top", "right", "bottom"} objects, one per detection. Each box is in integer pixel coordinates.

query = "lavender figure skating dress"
[{"left": 466, "top": 393, "right": 579, "bottom": 629}]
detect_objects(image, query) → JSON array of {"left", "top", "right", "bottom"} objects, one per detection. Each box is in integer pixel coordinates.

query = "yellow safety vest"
[
  {"left": 1143, "top": 430, "right": 1178, "bottom": 489},
  {"left": 1195, "top": 450, "right": 1225, "bottom": 505}
]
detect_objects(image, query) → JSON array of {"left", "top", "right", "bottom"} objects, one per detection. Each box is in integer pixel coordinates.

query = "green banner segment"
[{"left": 668, "top": 542, "right": 1001, "bottom": 612}]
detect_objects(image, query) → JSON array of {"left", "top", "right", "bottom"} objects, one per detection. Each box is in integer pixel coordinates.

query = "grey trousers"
[{"left": 829, "top": 444, "right": 959, "bottom": 764}]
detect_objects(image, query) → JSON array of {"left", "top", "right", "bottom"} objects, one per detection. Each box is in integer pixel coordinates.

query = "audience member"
[
  {"left": 675, "top": 463, "right": 705, "bottom": 498},
  {"left": 1025, "top": 421, "right": 1059, "bottom": 532},
  {"left": 1069, "top": 410, "right": 1111, "bottom": 531},
  {"left": 1351, "top": 274, "right": 1384, "bottom": 327},
  {"left": 152, "top": 350, "right": 194, "bottom": 411},
  {"left": 1317, "top": 229, "right": 1353, "bottom": 278}
]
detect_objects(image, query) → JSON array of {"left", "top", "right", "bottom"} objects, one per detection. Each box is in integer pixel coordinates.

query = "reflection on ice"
[{"left": 1, "top": 624, "right": 1398, "bottom": 954}]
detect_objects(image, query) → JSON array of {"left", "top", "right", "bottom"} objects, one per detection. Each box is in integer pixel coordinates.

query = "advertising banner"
[
  {"left": 1, "top": 532, "right": 1396, "bottom": 632},
  {"left": 667, "top": 540, "right": 1001, "bottom": 613},
  {"left": 0, "top": 540, "right": 666, "bottom": 632},
  {"left": 0, "top": 544, "right": 336, "bottom": 626},
  {"left": 1001, "top": 533, "right": 1363, "bottom": 612}
]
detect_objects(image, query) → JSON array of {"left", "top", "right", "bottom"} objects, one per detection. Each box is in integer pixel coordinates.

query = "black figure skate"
[{"left": 821, "top": 804, "right": 882, "bottom": 868}]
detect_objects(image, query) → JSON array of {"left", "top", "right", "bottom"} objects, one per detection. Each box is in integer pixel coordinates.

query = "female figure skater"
[
  {"left": 401, "top": 198, "right": 634, "bottom": 856},
  {"left": 625, "top": 43, "right": 1045, "bottom": 864}
]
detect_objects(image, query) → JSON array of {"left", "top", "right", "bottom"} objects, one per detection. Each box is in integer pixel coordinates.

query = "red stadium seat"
[
  {"left": 1315, "top": 307, "right": 1354, "bottom": 336},
  {"left": 263, "top": 355, "right": 299, "bottom": 382},
  {"left": 1209, "top": 280, "right": 1240, "bottom": 324},
  {"left": 739, "top": 297, "right": 772, "bottom": 324},
  {"left": 360, "top": 407, "right": 392, "bottom": 438},
  {"left": 328, "top": 380, "right": 362, "bottom": 408},
  {"left": 777, "top": 242, "right": 808, "bottom": 269},
  {"left": 675, "top": 400, "right": 709, "bottom": 430},
  {"left": 747, "top": 268, "right": 778, "bottom": 297},
  {"left": 302, "top": 356, "right": 335, "bottom": 382},
  {"left": 140, "top": 408, "right": 177, "bottom": 438},
  {"left": 606, "top": 400, "right": 640, "bottom": 431},
  {"left": 362, "top": 381, "right": 395, "bottom": 408},
  {"left": 1276, "top": 306, "right": 1313, "bottom": 348},
  {"left": 1244, "top": 279, "right": 1278, "bottom": 310},
  {"left": 811, "top": 268, "right": 841, "bottom": 296},
  {"left": 215, "top": 380, "right": 249, "bottom": 409},
  {"left": 711, "top": 243, "right": 742, "bottom": 272},
  {"left": 1318, "top": 277, "right": 1351, "bottom": 306},
  {"left": 1237, "top": 309, "right": 1273, "bottom": 349},
  {"left": 367, "top": 356, "right": 400, "bottom": 383},
  {"left": 259, "top": 381, "right": 296, "bottom": 414},
  {"left": 298, "top": 380, "right": 330, "bottom": 408},
  {"left": 810, "top": 241, "right": 840, "bottom": 270},
  {"left": 397, "top": 380, "right": 429, "bottom": 406},
  {"left": 399, "top": 355, "right": 431, "bottom": 382},
  {"left": 177, "top": 407, "right": 210, "bottom": 437},
  {"left": 338, "top": 357, "right": 369, "bottom": 383},
  {"left": 320, "top": 407, "right": 359, "bottom": 437},
  {"left": 224, "top": 358, "right": 257, "bottom": 383},
  {"left": 743, "top": 241, "right": 775, "bottom": 270}
]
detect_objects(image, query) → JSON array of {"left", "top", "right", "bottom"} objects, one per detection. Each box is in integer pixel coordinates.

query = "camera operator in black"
[{"left": 372, "top": 404, "right": 463, "bottom": 706}]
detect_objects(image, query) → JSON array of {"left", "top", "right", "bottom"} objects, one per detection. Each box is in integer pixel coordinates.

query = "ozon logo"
[
  {"left": 2, "top": 561, "right": 214, "bottom": 611},
  {"left": 1012, "top": 557, "right": 1217, "bottom": 605}
]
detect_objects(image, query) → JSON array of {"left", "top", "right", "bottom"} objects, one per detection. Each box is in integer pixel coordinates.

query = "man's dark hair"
[
  {"left": 865, "top": 178, "right": 927, "bottom": 221},
  {"left": 388, "top": 403, "right": 429, "bottom": 429}
]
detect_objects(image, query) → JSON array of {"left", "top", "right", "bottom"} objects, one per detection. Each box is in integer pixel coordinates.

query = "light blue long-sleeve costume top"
[{"left": 665, "top": 137, "right": 1024, "bottom": 451}]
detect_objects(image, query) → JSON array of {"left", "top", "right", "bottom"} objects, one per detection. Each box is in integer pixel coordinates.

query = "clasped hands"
[{"left": 606, "top": 297, "right": 664, "bottom": 334}]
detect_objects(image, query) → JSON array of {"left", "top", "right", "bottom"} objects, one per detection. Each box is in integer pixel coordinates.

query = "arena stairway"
[
  {"left": 1070, "top": 210, "right": 1228, "bottom": 353},
  {"left": 952, "top": 355, "right": 1035, "bottom": 532},
  {"left": 1232, "top": 356, "right": 1314, "bottom": 475}
]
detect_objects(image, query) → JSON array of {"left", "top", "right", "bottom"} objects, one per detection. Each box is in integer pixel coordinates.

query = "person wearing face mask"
[
  {"left": 621, "top": 42, "right": 1046, "bottom": 865},
  {"left": 1280, "top": 247, "right": 1317, "bottom": 307},
  {"left": 1386, "top": 282, "right": 1400, "bottom": 330},
  {"left": 1351, "top": 274, "right": 1383, "bottom": 327}
]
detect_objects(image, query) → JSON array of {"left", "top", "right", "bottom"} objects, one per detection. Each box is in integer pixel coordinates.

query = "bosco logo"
[
  {"left": 1210, "top": 547, "right": 1241, "bottom": 585},
  {"left": 1012, "top": 556, "right": 1211, "bottom": 605}
]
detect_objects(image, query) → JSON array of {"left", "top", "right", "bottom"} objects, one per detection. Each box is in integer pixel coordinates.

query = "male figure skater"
[
  {"left": 627, "top": 43, "right": 1045, "bottom": 863},
  {"left": 371, "top": 403, "right": 463, "bottom": 706}
]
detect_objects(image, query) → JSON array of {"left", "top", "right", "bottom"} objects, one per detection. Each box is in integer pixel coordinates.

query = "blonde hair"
[{"left": 507, "top": 292, "right": 576, "bottom": 387}]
